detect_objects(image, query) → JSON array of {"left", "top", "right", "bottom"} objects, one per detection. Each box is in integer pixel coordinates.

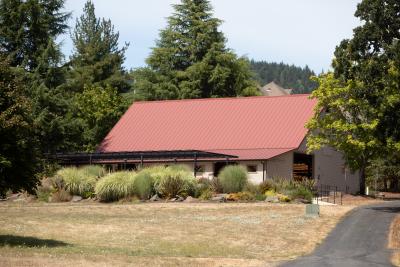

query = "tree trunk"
[{"left": 359, "top": 166, "right": 366, "bottom": 195}]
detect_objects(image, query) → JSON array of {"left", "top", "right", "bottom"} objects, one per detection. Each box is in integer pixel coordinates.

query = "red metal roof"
[{"left": 98, "top": 95, "right": 317, "bottom": 160}]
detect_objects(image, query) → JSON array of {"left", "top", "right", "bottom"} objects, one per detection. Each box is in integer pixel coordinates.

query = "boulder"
[
  {"left": 150, "top": 194, "right": 160, "bottom": 201},
  {"left": 265, "top": 196, "right": 279, "bottom": 203},
  {"left": 184, "top": 196, "right": 198, "bottom": 203},
  {"left": 211, "top": 194, "right": 227, "bottom": 202},
  {"left": 71, "top": 196, "right": 82, "bottom": 202}
]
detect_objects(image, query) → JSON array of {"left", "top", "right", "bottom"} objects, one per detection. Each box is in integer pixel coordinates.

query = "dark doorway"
[
  {"left": 293, "top": 153, "right": 313, "bottom": 180},
  {"left": 214, "top": 162, "right": 237, "bottom": 177}
]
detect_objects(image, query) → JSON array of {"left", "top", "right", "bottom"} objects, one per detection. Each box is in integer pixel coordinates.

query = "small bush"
[
  {"left": 243, "top": 182, "right": 261, "bottom": 194},
  {"left": 199, "top": 188, "right": 213, "bottom": 200},
  {"left": 255, "top": 193, "right": 267, "bottom": 201},
  {"left": 195, "top": 178, "right": 212, "bottom": 198},
  {"left": 218, "top": 165, "right": 248, "bottom": 193},
  {"left": 95, "top": 172, "right": 136, "bottom": 202},
  {"left": 167, "top": 164, "right": 191, "bottom": 172},
  {"left": 154, "top": 169, "right": 196, "bottom": 198},
  {"left": 259, "top": 179, "right": 274, "bottom": 193},
  {"left": 50, "top": 189, "right": 72, "bottom": 202},
  {"left": 287, "top": 187, "right": 313, "bottom": 203},
  {"left": 265, "top": 189, "right": 277, "bottom": 197},
  {"left": 134, "top": 171, "right": 154, "bottom": 200},
  {"left": 210, "top": 176, "right": 223, "bottom": 193},
  {"left": 226, "top": 191, "right": 256, "bottom": 201},
  {"left": 35, "top": 177, "right": 56, "bottom": 202},
  {"left": 277, "top": 193, "right": 291, "bottom": 202},
  {"left": 56, "top": 167, "right": 96, "bottom": 197}
]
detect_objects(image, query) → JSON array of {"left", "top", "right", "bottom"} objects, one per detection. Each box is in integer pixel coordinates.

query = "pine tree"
[
  {"left": 0, "top": 0, "right": 80, "bottom": 156},
  {"left": 0, "top": 0, "right": 70, "bottom": 71},
  {"left": 69, "top": 0, "right": 130, "bottom": 93},
  {"left": 133, "top": 0, "right": 258, "bottom": 100}
]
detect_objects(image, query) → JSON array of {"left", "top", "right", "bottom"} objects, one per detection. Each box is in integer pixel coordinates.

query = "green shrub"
[
  {"left": 154, "top": 168, "right": 196, "bottom": 198},
  {"left": 255, "top": 193, "right": 267, "bottom": 201},
  {"left": 133, "top": 171, "right": 154, "bottom": 200},
  {"left": 199, "top": 188, "right": 213, "bottom": 200},
  {"left": 218, "top": 165, "right": 248, "bottom": 193},
  {"left": 194, "top": 178, "right": 212, "bottom": 198},
  {"left": 80, "top": 165, "right": 107, "bottom": 178},
  {"left": 95, "top": 172, "right": 136, "bottom": 202},
  {"left": 56, "top": 167, "right": 96, "bottom": 197},
  {"left": 243, "top": 182, "right": 261, "bottom": 194},
  {"left": 287, "top": 187, "right": 313, "bottom": 203}
]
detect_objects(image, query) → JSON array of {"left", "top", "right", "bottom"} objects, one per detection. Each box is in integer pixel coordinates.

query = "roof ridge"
[{"left": 132, "top": 94, "right": 311, "bottom": 105}]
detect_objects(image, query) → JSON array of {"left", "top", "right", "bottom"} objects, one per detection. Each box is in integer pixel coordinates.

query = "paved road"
[{"left": 280, "top": 201, "right": 400, "bottom": 267}]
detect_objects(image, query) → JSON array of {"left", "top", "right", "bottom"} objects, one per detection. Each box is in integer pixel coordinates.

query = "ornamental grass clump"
[
  {"left": 218, "top": 165, "right": 248, "bottom": 193},
  {"left": 153, "top": 167, "right": 196, "bottom": 198},
  {"left": 56, "top": 167, "right": 96, "bottom": 198},
  {"left": 133, "top": 171, "right": 154, "bottom": 200},
  {"left": 95, "top": 171, "right": 136, "bottom": 202},
  {"left": 80, "top": 165, "right": 107, "bottom": 178}
]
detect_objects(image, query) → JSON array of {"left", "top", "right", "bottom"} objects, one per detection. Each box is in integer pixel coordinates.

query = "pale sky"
[{"left": 60, "top": 0, "right": 362, "bottom": 73}]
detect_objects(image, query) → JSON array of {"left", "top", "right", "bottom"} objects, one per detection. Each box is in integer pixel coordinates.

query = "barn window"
[{"left": 247, "top": 165, "right": 258, "bottom": 173}]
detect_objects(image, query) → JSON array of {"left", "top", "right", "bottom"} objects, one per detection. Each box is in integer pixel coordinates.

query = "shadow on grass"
[{"left": 0, "top": 235, "right": 69, "bottom": 248}]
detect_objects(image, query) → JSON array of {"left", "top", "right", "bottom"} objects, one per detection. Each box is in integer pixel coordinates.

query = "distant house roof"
[
  {"left": 98, "top": 95, "right": 317, "bottom": 160},
  {"left": 261, "top": 81, "right": 292, "bottom": 96}
]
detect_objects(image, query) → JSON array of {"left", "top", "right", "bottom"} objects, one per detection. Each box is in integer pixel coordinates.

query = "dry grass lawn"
[
  {"left": 0, "top": 202, "right": 354, "bottom": 267},
  {"left": 390, "top": 215, "right": 400, "bottom": 267}
]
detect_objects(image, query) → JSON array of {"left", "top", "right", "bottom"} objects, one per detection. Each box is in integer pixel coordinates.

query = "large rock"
[
  {"left": 184, "top": 196, "right": 198, "bottom": 203},
  {"left": 265, "top": 196, "right": 279, "bottom": 203},
  {"left": 71, "top": 196, "right": 82, "bottom": 202},
  {"left": 211, "top": 194, "right": 227, "bottom": 202},
  {"left": 150, "top": 194, "right": 161, "bottom": 201}
]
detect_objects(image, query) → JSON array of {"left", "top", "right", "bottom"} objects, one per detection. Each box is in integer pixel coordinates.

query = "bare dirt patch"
[
  {"left": 0, "top": 202, "right": 353, "bottom": 267},
  {"left": 341, "top": 194, "right": 383, "bottom": 206}
]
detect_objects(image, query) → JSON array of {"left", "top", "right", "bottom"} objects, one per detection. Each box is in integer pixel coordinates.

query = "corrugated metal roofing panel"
[{"left": 98, "top": 95, "right": 317, "bottom": 160}]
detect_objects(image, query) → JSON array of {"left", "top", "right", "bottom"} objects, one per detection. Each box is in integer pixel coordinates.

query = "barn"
[{"left": 88, "top": 94, "right": 359, "bottom": 193}]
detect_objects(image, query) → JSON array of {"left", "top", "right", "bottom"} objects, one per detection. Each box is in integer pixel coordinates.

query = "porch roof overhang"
[{"left": 51, "top": 150, "right": 239, "bottom": 165}]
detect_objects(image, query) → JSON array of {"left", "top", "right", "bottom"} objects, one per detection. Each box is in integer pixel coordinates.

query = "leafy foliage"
[
  {"left": 95, "top": 171, "right": 136, "bottom": 202},
  {"left": 218, "top": 165, "right": 248, "bottom": 193},
  {"left": 68, "top": 0, "right": 130, "bottom": 93},
  {"left": 309, "top": 0, "right": 400, "bottom": 193},
  {"left": 74, "top": 85, "right": 126, "bottom": 151},
  {"left": 250, "top": 60, "right": 318, "bottom": 93},
  {"left": 0, "top": 58, "right": 39, "bottom": 197},
  {"left": 133, "top": 0, "right": 258, "bottom": 100}
]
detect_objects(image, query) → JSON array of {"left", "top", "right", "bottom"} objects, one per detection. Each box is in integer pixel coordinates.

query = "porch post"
[{"left": 194, "top": 152, "right": 198, "bottom": 177}]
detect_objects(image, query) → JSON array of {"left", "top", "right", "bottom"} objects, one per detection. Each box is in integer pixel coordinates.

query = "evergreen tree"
[
  {"left": 0, "top": 0, "right": 70, "bottom": 71},
  {"left": 133, "top": 0, "right": 258, "bottom": 100},
  {"left": 250, "top": 60, "right": 318, "bottom": 93},
  {"left": 0, "top": 57, "right": 39, "bottom": 197},
  {"left": 0, "top": 0, "right": 80, "bottom": 156},
  {"left": 69, "top": 0, "right": 130, "bottom": 93}
]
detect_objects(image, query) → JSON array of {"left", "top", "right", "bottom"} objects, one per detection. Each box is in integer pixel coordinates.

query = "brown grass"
[
  {"left": 341, "top": 194, "right": 383, "bottom": 206},
  {"left": 0, "top": 202, "right": 353, "bottom": 267},
  {"left": 389, "top": 215, "right": 400, "bottom": 267}
]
